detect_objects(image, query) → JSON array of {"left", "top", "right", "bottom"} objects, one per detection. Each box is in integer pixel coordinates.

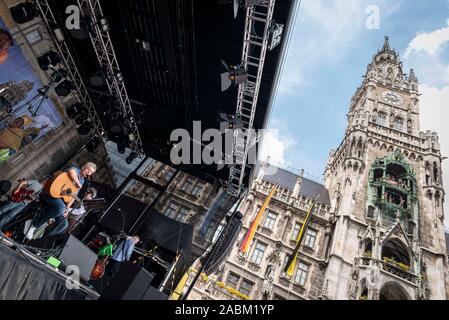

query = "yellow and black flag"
[{"left": 284, "top": 195, "right": 320, "bottom": 277}]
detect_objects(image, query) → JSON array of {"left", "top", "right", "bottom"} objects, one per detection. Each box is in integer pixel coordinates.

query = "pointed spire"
[
  {"left": 382, "top": 36, "right": 391, "bottom": 51},
  {"left": 409, "top": 68, "right": 418, "bottom": 82}
]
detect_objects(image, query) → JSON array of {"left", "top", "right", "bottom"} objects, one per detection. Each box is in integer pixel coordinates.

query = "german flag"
[{"left": 239, "top": 185, "right": 278, "bottom": 254}]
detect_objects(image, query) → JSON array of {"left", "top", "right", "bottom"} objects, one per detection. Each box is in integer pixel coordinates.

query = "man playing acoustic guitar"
[{"left": 25, "top": 162, "right": 97, "bottom": 239}]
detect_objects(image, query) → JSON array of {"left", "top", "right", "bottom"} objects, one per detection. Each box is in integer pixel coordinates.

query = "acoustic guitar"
[{"left": 43, "top": 171, "right": 81, "bottom": 203}]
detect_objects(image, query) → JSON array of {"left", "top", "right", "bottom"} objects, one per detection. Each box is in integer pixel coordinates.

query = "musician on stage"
[
  {"left": 25, "top": 162, "right": 97, "bottom": 240},
  {"left": 0, "top": 178, "right": 43, "bottom": 231}
]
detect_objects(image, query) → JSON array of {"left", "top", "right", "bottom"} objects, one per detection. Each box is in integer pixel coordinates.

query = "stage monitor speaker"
[
  {"left": 141, "top": 286, "right": 169, "bottom": 300},
  {"left": 100, "top": 262, "right": 156, "bottom": 300},
  {"left": 27, "top": 234, "right": 97, "bottom": 282}
]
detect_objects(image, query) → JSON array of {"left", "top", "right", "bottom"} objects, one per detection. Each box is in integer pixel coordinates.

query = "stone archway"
[{"left": 379, "top": 282, "right": 410, "bottom": 300}]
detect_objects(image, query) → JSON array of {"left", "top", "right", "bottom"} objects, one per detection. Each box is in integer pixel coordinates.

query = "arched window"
[
  {"left": 382, "top": 239, "right": 410, "bottom": 267},
  {"left": 380, "top": 282, "right": 410, "bottom": 300},
  {"left": 377, "top": 112, "right": 387, "bottom": 126},
  {"left": 393, "top": 117, "right": 404, "bottom": 131},
  {"left": 433, "top": 162, "right": 440, "bottom": 184}
]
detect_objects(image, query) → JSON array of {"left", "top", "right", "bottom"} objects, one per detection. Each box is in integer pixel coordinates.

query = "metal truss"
[
  {"left": 77, "top": 0, "right": 143, "bottom": 154},
  {"left": 34, "top": 0, "right": 106, "bottom": 139},
  {"left": 227, "top": 0, "right": 276, "bottom": 196}
]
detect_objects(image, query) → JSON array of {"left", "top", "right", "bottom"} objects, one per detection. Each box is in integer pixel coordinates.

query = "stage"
[{"left": 0, "top": 236, "right": 99, "bottom": 300}]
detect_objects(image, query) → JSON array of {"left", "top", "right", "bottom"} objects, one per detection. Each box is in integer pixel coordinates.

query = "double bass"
[{"left": 90, "top": 235, "right": 124, "bottom": 280}]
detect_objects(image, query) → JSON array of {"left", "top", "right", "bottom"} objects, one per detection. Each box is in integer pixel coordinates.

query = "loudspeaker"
[
  {"left": 27, "top": 234, "right": 97, "bottom": 282},
  {"left": 141, "top": 286, "right": 169, "bottom": 300},
  {"left": 59, "top": 235, "right": 98, "bottom": 282},
  {"left": 100, "top": 262, "right": 156, "bottom": 300},
  {"left": 201, "top": 211, "right": 243, "bottom": 275}
]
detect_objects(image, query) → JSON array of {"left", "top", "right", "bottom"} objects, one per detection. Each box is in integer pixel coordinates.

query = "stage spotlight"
[
  {"left": 116, "top": 72, "right": 124, "bottom": 82},
  {"left": 75, "top": 114, "right": 87, "bottom": 126},
  {"left": 77, "top": 121, "right": 92, "bottom": 135},
  {"left": 220, "top": 60, "right": 247, "bottom": 92},
  {"left": 125, "top": 152, "right": 137, "bottom": 164},
  {"left": 69, "top": 17, "right": 93, "bottom": 40},
  {"left": 99, "top": 18, "right": 109, "bottom": 32},
  {"left": 66, "top": 105, "right": 78, "bottom": 119},
  {"left": 89, "top": 71, "right": 106, "bottom": 87},
  {"left": 50, "top": 68, "right": 68, "bottom": 83},
  {"left": 217, "top": 0, "right": 240, "bottom": 19},
  {"left": 37, "top": 51, "right": 61, "bottom": 71},
  {"left": 10, "top": 2, "right": 38, "bottom": 24},
  {"left": 109, "top": 124, "right": 124, "bottom": 138},
  {"left": 86, "top": 136, "right": 101, "bottom": 152},
  {"left": 55, "top": 80, "right": 75, "bottom": 97}
]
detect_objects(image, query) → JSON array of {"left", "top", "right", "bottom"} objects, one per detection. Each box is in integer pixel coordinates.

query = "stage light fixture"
[
  {"left": 220, "top": 60, "right": 247, "bottom": 92},
  {"left": 50, "top": 68, "right": 68, "bottom": 83},
  {"left": 66, "top": 105, "right": 78, "bottom": 119},
  {"left": 55, "top": 80, "right": 75, "bottom": 97},
  {"left": 75, "top": 114, "right": 88, "bottom": 126},
  {"left": 116, "top": 72, "right": 124, "bottom": 82},
  {"left": 10, "top": 2, "right": 38, "bottom": 24},
  {"left": 69, "top": 17, "right": 93, "bottom": 40},
  {"left": 86, "top": 137, "right": 101, "bottom": 152},
  {"left": 89, "top": 71, "right": 106, "bottom": 87},
  {"left": 77, "top": 121, "right": 92, "bottom": 135},
  {"left": 99, "top": 18, "right": 109, "bottom": 32},
  {"left": 37, "top": 51, "right": 61, "bottom": 71}
]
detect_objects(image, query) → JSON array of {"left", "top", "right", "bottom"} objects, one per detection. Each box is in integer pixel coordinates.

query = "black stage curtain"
[{"left": 0, "top": 244, "right": 97, "bottom": 300}]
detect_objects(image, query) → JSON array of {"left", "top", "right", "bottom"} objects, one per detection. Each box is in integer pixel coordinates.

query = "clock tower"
[{"left": 322, "top": 37, "right": 448, "bottom": 300}]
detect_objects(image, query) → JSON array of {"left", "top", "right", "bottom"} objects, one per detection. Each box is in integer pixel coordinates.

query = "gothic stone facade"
[
  {"left": 323, "top": 37, "right": 447, "bottom": 300},
  {"left": 188, "top": 37, "right": 448, "bottom": 300},
  {"left": 188, "top": 166, "right": 332, "bottom": 300}
]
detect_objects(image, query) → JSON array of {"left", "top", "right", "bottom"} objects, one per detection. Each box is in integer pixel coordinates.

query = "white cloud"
[
  {"left": 405, "top": 19, "right": 449, "bottom": 57},
  {"left": 259, "top": 128, "right": 297, "bottom": 165},
  {"left": 420, "top": 85, "right": 449, "bottom": 228},
  {"left": 403, "top": 18, "right": 449, "bottom": 228}
]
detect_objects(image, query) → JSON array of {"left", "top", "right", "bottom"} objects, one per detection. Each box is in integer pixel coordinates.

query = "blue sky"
[{"left": 260, "top": 0, "right": 449, "bottom": 225}]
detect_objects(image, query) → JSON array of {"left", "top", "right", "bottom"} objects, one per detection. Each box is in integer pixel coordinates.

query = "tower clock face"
[{"left": 381, "top": 91, "right": 404, "bottom": 106}]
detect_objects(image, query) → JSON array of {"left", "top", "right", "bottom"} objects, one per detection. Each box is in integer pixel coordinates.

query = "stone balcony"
[{"left": 356, "top": 257, "right": 417, "bottom": 284}]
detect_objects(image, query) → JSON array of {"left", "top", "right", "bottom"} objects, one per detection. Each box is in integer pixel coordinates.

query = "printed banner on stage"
[{"left": 0, "top": 17, "right": 62, "bottom": 164}]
